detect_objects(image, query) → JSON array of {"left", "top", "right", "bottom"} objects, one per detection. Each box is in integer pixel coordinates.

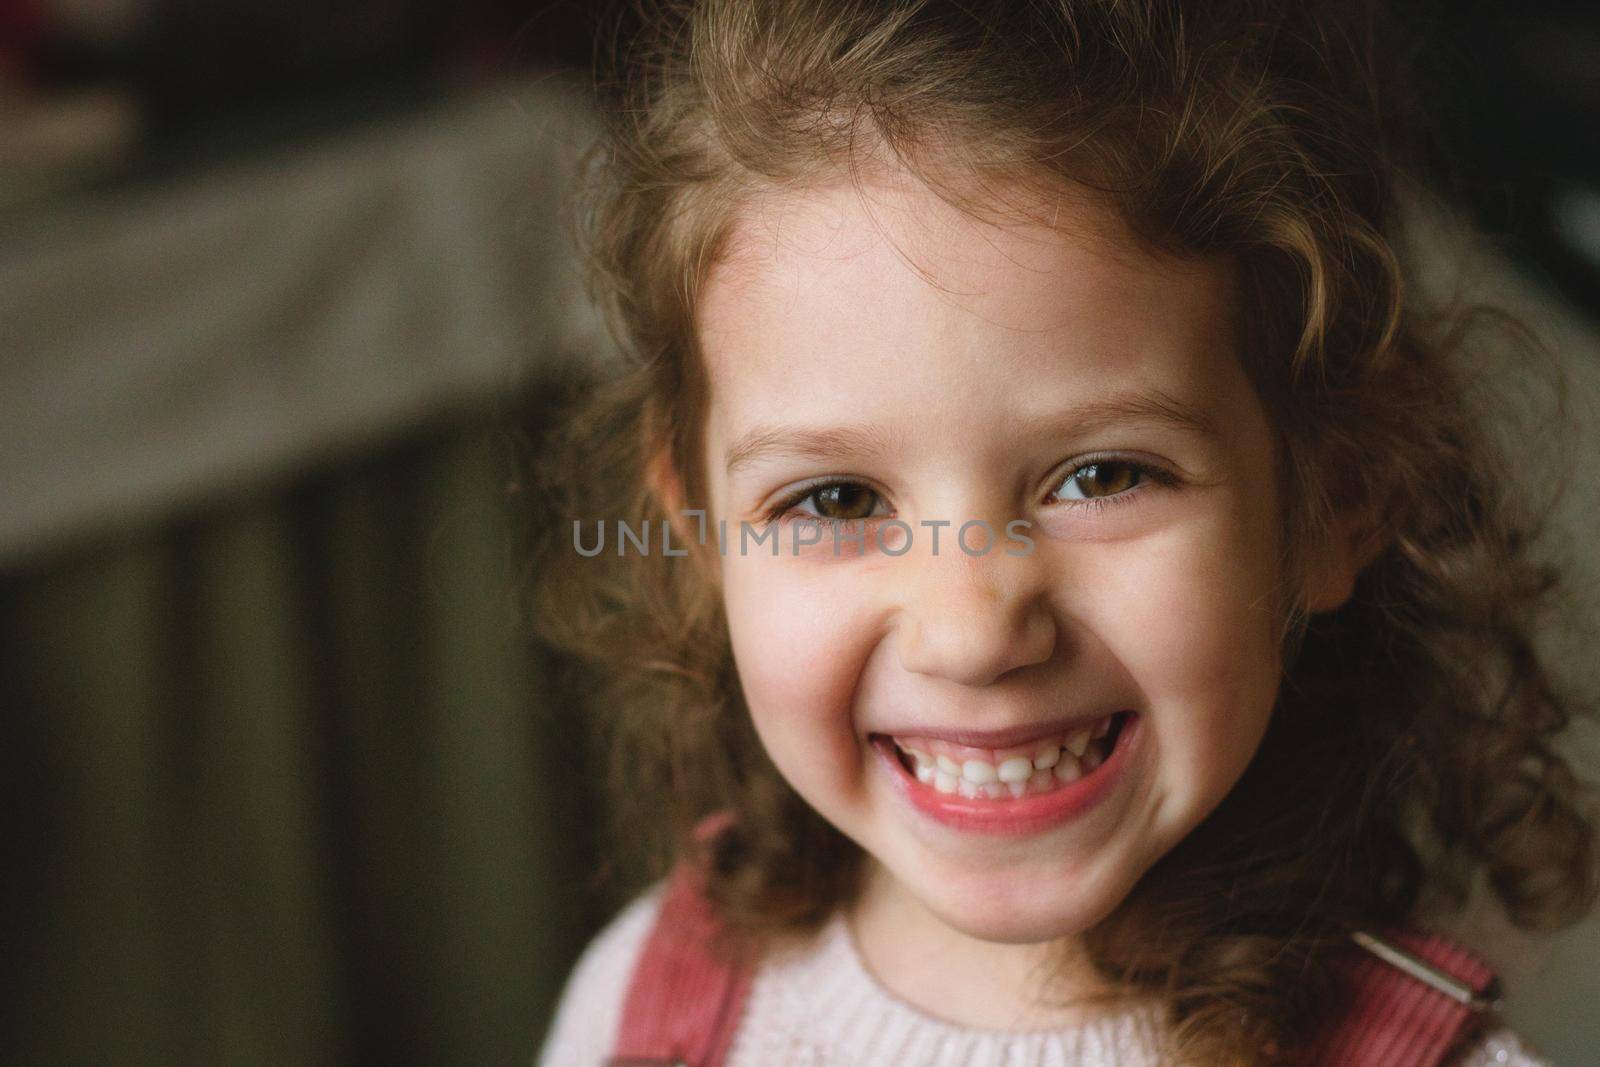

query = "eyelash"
[
  {"left": 1046, "top": 455, "right": 1179, "bottom": 513},
  {"left": 761, "top": 456, "right": 1176, "bottom": 526},
  {"left": 763, "top": 479, "right": 888, "bottom": 527}
]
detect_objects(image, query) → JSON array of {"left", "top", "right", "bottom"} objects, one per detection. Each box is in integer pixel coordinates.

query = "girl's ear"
[
  {"left": 643, "top": 442, "right": 684, "bottom": 516},
  {"left": 1302, "top": 506, "right": 1388, "bottom": 615},
  {"left": 644, "top": 443, "right": 716, "bottom": 576},
  {"left": 644, "top": 444, "right": 696, "bottom": 542}
]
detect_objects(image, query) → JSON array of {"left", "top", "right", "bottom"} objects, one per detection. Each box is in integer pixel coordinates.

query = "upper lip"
[{"left": 870, "top": 712, "right": 1125, "bottom": 751}]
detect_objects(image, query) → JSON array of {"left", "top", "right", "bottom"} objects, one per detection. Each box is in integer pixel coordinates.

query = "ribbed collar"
[{"left": 728, "top": 910, "right": 1166, "bottom": 1066}]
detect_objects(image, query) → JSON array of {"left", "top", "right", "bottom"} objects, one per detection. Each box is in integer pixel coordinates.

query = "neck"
[{"left": 845, "top": 860, "right": 1133, "bottom": 1031}]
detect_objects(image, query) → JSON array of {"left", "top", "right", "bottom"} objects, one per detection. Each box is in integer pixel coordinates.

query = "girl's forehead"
[{"left": 697, "top": 175, "right": 1238, "bottom": 399}]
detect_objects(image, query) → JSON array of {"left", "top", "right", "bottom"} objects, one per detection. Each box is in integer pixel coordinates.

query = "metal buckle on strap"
[{"left": 1349, "top": 929, "right": 1503, "bottom": 1013}]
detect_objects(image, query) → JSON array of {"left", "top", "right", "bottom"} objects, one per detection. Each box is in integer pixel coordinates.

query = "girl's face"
[{"left": 695, "top": 173, "right": 1291, "bottom": 947}]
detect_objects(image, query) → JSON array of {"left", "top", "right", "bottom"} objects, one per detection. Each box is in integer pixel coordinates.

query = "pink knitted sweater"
[{"left": 537, "top": 884, "right": 1551, "bottom": 1067}]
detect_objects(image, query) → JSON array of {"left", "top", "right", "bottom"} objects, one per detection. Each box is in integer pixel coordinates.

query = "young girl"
[{"left": 531, "top": 1, "right": 1598, "bottom": 1063}]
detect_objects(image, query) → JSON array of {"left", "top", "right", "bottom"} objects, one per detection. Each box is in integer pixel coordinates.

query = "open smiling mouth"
[{"left": 868, "top": 712, "right": 1138, "bottom": 835}]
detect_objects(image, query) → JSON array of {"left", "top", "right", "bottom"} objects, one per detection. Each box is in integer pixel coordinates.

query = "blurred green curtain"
[{"left": 1, "top": 420, "right": 604, "bottom": 1065}]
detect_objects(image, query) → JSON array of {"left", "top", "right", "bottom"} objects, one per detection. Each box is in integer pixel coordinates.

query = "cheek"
[
  {"left": 720, "top": 556, "right": 878, "bottom": 791},
  {"left": 1085, "top": 506, "right": 1284, "bottom": 796}
]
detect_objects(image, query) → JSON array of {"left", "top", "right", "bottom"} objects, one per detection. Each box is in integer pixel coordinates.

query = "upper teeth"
[{"left": 892, "top": 716, "right": 1118, "bottom": 790}]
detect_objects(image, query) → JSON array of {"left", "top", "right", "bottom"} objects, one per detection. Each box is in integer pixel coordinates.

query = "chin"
[{"left": 917, "top": 870, "right": 1128, "bottom": 945}]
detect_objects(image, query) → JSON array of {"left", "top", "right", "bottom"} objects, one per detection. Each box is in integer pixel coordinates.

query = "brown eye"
[
  {"left": 1055, "top": 461, "right": 1144, "bottom": 501},
  {"left": 809, "top": 483, "right": 881, "bottom": 520}
]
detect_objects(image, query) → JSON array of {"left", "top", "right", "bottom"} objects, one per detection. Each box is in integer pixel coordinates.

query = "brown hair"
[{"left": 526, "top": 1, "right": 1599, "bottom": 1061}]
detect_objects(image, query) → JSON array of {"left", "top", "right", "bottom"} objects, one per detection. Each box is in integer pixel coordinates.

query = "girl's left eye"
[{"left": 1047, "top": 458, "right": 1172, "bottom": 508}]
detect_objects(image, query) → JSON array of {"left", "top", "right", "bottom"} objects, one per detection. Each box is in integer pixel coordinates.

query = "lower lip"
[{"left": 871, "top": 715, "right": 1141, "bottom": 837}]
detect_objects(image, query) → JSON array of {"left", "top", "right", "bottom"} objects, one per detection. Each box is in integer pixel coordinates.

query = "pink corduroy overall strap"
[
  {"left": 1302, "top": 926, "right": 1499, "bottom": 1066},
  {"left": 606, "top": 816, "right": 756, "bottom": 1067},
  {"left": 607, "top": 856, "right": 1498, "bottom": 1066}
]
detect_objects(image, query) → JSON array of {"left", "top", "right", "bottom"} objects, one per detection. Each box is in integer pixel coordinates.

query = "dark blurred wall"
[
  {"left": 0, "top": 423, "right": 609, "bottom": 1065},
  {"left": 0, "top": 42, "right": 619, "bottom": 1064},
  {"left": 1431, "top": 1, "right": 1600, "bottom": 309}
]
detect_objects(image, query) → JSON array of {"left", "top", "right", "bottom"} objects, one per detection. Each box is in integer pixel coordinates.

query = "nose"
[{"left": 894, "top": 538, "right": 1057, "bottom": 687}]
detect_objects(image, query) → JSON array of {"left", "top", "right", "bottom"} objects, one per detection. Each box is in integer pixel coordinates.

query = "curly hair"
[{"left": 524, "top": 1, "right": 1599, "bottom": 1062}]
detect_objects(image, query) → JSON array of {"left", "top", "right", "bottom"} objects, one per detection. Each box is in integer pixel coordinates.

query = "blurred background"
[{"left": 1, "top": 1, "right": 1598, "bottom": 1064}]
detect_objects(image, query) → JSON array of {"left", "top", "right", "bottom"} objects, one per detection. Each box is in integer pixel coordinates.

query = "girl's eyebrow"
[
  {"left": 1011, "top": 389, "right": 1223, "bottom": 448},
  {"left": 725, "top": 423, "right": 899, "bottom": 476},
  {"left": 723, "top": 388, "right": 1221, "bottom": 475}
]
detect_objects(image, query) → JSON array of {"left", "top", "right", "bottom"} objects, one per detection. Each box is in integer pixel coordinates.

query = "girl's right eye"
[{"left": 768, "top": 481, "right": 888, "bottom": 525}]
